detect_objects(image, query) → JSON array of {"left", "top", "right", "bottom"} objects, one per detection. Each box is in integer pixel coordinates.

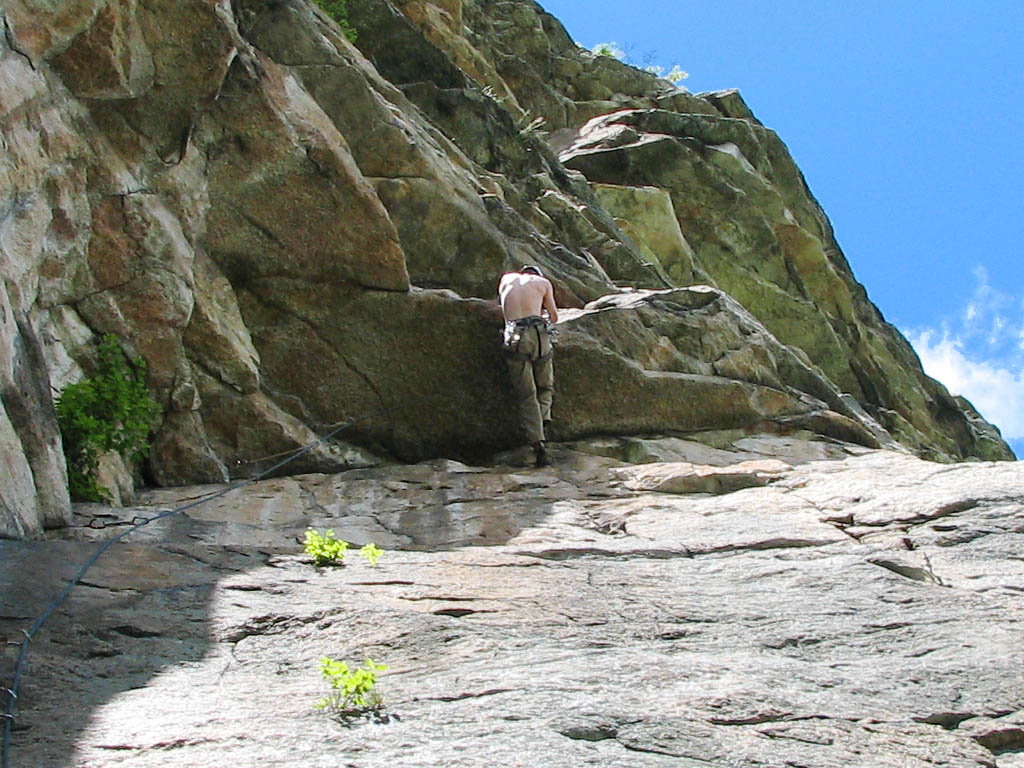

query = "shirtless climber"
[{"left": 498, "top": 265, "right": 559, "bottom": 467}]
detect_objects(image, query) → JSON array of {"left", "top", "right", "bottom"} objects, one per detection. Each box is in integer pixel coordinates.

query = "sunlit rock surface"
[{"left": 2, "top": 438, "right": 1023, "bottom": 766}]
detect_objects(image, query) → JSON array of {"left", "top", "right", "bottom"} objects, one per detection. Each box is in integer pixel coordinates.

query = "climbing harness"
[{"left": 502, "top": 315, "right": 556, "bottom": 360}]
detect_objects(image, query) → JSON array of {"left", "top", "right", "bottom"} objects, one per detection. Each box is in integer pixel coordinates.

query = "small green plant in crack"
[
  {"left": 358, "top": 542, "right": 383, "bottom": 566},
  {"left": 304, "top": 529, "right": 384, "bottom": 567},
  {"left": 55, "top": 334, "right": 160, "bottom": 502},
  {"left": 315, "top": 657, "right": 388, "bottom": 717},
  {"left": 304, "top": 528, "right": 349, "bottom": 566},
  {"left": 592, "top": 41, "right": 626, "bottom": 60},
  {"left": 312, "top": 0, "right": 358, "bottom": 42}
]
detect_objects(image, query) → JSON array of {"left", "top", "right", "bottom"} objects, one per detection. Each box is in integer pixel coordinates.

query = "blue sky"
[{"left": 540, "top": 0, "right": 1024, "bottom": 458}]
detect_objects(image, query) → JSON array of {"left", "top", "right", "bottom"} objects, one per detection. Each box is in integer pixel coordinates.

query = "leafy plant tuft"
[
  {"left": 304, "top": 528, "right": 349, "bottom": 566},
  {"left": 591, "top": 41, "right": 688, "bottom": 83},
  {"left": 304, "top": 529, "right": 383, "bottom": 567},
  {"left": 358, "top": 542, "right": 383, "bottom": 566},
  {"left": 312, "top": 0, "right": 358, "bottom": 42},
  {"left": 55, "top": 334, "right": 160, "bottom": 502},
  {"left": 316, "top": 657, "right": 387, "bottom": 716}
]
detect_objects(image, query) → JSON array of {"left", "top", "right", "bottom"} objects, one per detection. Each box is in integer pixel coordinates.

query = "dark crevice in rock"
[
  {"left": 2, "top": 15, "right": 36, "bottom": 70},
  {"left": 519, "top": 548, "right": 693, "bottom": 562},
  {"left": 617, "top": 740, "right": 716, "bottom": 762},
  {"left": 918, "top": 549, "right": 944, "bottom": 586},
  {"left": 96, "top": 736, "right": 217, "bottom": 752},
  {"left": 709, "top": 712, "right": 812, "bottom": 726},
  {"left": 110, "top": 624, "right": 162, "bottom": 639},
  {"left": 77, "top": 580, "right": 138, "bottom": 593},
  {"left": 399, "top": 595, "right": 478, "bottom": 602},
  {"left": 361, "top": 172, "right": 433, "bottom": 182},
  {"left": 523, "top": 532, "right": 845, "bottom": 562},
  {"left": 431, "top": 607, "right": 493, "bottom": 618},
  {"left": 919, "top": 498, "right": 982, "bottom": 521},
  {"left": 220, "top": 608, "right": 343, "bottom": 642},
  {"left": 762, "top": 636, "right": 824, "bottom": 651},
  {"left": 868, "top": 557, "right": 946, "bottom": 587},
  {"left": 713, "top": 538, "right": 836, "bottom": 555},
  {"left": 915, "top": 712, "right": 979, "bottom": 730},
  {"left": 863, "top": 621, "right": 912, "bottom": 631},
  {"left": 423, "top": 688, "right": 515, "bottom": 703},
  {"left": 974, "top": 728, "right": 1024, "bottom": 754},
  {"left": 466, "top": 561, "right": 547, "bottom": 569}
]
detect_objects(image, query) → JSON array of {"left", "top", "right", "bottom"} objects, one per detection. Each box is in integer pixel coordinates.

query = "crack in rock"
[
  {"left": 421, "top": 687, "right": 515, "bottom": 703},
  {"left": 868, "top": 557, "right": 945, "bottom": 587},
  {"left": 431, "top": 607, "right": 495, "bottom": 618},
  {"left": 110, "top": 624, "right": 162, "bottom": 639},
  {"left": 219, "top": 609, "right": 342, "bottom": 642},
  {"left": 519, "top": 547, "right": 693, "bottom": 561},
  {"left": 96, "top": 737, "right": 218, "bottom": 751},
  {"left": 975, "top": 727, "right": 1024, "bottom": 754}
]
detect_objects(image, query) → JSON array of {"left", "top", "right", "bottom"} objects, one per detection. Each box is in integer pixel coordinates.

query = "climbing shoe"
[{"left": 533, "top": 441, "right": 550, "bottom": 468}]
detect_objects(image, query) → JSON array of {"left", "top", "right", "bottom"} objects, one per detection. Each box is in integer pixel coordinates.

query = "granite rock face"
[
  {"left": 5, "top": 4, "right": 1023, "bottom": 765},
  {"left": 558, "top": 108, "right": 1000, "bottom": 463},
  {"left": 3, "top": 438, "right": 1023, "bottom": 766},
  {"left": 0, "top": 0, "right": 1015, "bottom": 535}
]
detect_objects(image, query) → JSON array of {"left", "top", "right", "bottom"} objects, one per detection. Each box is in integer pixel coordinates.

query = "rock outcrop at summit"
[{"left": 0, "top": 0, "right": 1014, "bottom": 536}]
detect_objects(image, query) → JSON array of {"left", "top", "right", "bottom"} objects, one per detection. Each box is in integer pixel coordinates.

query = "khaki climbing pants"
[{"left": 503, "top": 317, "right": 554, "bottom": 444}]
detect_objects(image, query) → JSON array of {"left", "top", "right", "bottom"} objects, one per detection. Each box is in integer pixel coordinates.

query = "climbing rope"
[{"left": 0, "top": 409, "right": 385, "bottom": 768}]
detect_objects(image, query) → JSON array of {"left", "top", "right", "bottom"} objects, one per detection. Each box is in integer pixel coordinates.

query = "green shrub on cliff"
[
  {"left": 315, "top": 657, "right": 387, "bottom": 716},
  {"left": 592, "top": 41, "right": 688, "bottom": 82},
  {"left": 312, "top": 0, "right": 358, "bottom": 42},
  {"left": 304, "top": 528, "right": 384, "bottom": 567},
  {"left": 304, "top": 528, "right": 349, "bottom": 566},
  {"left": 55, "top": 335, "right": 160, "bottom": 502}
]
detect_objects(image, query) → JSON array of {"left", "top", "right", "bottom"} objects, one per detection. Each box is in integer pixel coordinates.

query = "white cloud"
[
  {"left": 959, "top": 265, "right": 1021, "bottom": 356},
  {"left": 903, "top": 262, "right": 1024, "bottom": 455},
  {"left": 908, "top": 329, "right": 1024, "bottom": 439}
]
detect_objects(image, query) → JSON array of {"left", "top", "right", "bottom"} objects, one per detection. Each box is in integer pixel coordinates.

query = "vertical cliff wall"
[{"left": 0, "top": 0, "right": 1012, "bottom": 537}]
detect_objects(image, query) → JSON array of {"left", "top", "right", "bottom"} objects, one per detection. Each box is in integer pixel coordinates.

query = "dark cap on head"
[{"left": 520, "top": 265, "right": 543, "bottom": 277}]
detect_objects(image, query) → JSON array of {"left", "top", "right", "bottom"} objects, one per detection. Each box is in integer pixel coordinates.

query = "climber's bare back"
[{"left": 498, "top": 272, "right": 558, "bottom": 323}]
